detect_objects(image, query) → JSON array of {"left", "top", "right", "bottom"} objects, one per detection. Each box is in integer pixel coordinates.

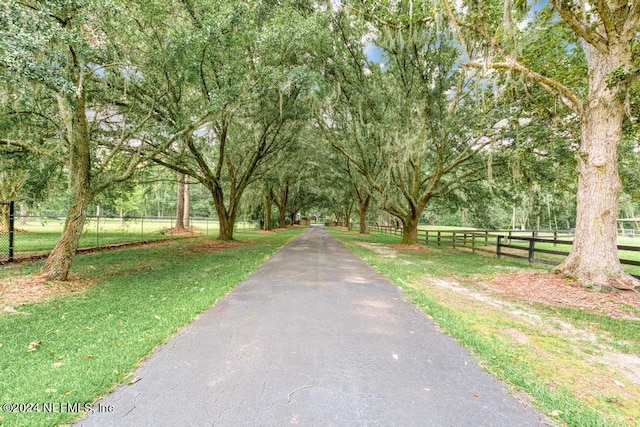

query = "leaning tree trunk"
[
  {"left": 41, "top": 94, "right": 93, "bottom": 280},
  {"left": 558, "top": 42, "right": 639, "bottom": 291},
  {"left": 41, "top": 193, "right": 92, "bottom": 280}
]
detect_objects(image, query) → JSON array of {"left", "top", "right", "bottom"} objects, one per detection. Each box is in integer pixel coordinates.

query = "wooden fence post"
[
  {"left": 497, "top": 235, "right": 502, "bottom": 258},
  {"left": 528, "top": 238, "right": 535, "bottom": 264}
]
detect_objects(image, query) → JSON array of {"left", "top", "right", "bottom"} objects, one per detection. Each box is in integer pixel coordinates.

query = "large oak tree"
[
  {"left": 321, "top": 7, "right": 500, "bottom": 243},
  {"left": 442, "top": 0, "right": 640, "bottom": 290},
  {"left": 147, "top": 1, "right": 329, "bottom": 240},
  {"left": 1, "top": 1, "right": 198, "bottom": 279}
]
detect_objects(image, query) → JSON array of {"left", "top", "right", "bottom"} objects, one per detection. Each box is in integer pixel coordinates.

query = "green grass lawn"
[
  {"left": 0, "top": 227, "right": 303, "bottom": 427},
  {"left": 329, "top": 228, "right": 640, "bottom": 427},
  {"left": 9, "top": 217, "right": 258, "bottom": 257},
  {"left": 496, "top": 238, "right": 640, "bottom": 277},
  {"left": 375, "top": 226, "right": 640, "bottom": 277}
]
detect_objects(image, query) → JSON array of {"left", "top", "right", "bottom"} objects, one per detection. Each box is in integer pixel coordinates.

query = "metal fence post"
[{"left": 8, "top": 201, "right": 14, "bottom": 262}]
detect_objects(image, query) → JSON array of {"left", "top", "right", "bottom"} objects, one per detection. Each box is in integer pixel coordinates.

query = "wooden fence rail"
[{"left": 370, "top": 224, "right": 640, "bottom": 279}]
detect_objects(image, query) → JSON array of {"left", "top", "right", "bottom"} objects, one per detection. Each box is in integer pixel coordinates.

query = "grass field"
[
  {"left": 374, "top": 225, "right": 640, "bottom": 278},
  {"left": 329, "top": 228, "right": 640, "bottom": 426},
  {"left": 3, "top": 217, "right": 257, "bottom": 260},
  {"left": 0, "top": 227, "right": 303, "bottom": 427}
]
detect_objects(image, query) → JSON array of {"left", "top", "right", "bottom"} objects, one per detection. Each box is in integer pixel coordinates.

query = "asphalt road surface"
[{"left": 77, "top": 225, "right": 547, "bottom": 426}]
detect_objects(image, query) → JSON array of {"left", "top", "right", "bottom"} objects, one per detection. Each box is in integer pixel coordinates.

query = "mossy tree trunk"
[
  {"left": 175, "top": 173, "right": 186, "bottom": 229},
  {"left": 558, "top": 40, "right": 639, "bottom": 290},
  {"left": 41, "top": 94, "right": 93, "bottom": 281},
  {"left": 356, "top": 191, "right": 371, "bottom": 234},
  {"left": 272, "top": 185, "right": 289, "bottom": 228},
  {"left": 264, "top": 190, "right": 273, "bottom": 230}
]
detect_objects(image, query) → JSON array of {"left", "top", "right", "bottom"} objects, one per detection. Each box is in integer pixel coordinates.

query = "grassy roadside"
[
  {"left": 0, "top": 227, "right": 304, "bottom": 427},
  {"left": 329, "top": 228, "right": 640, "bottom": 427}
]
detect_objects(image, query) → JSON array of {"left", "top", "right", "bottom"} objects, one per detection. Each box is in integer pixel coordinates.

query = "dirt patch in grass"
[
  {"left": 159, "top": 227, "right": 203, "bottom": 235},
  {"left": 1, "top": 274, "right": 93, "bottom": 310},
  {"left": 258, "top": 230, "right": 277, "bottom": 234},
  {"left": 357, "top": 242, "right": 398, "bottom": 258},
  {"left": 413, "top": 274, "right": 640, "bottom": 422},
  {"left": 479, "top": 271, "right": 640, "bottom": 319},
  {"left": 356, "top": 242, "right": 430, "bottom": 264}
]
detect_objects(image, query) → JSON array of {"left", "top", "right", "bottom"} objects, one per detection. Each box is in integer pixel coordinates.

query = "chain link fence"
[
  {"left": 2, "top": 213, "right": 258, "bottom": 263},
  {"left": 0, "top": 201, "right": 15, "bottom": 263}
]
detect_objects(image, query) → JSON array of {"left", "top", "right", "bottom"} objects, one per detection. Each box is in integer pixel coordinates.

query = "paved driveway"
[{"left": 78, "top": 225, "right": 547, "bottom": 426}]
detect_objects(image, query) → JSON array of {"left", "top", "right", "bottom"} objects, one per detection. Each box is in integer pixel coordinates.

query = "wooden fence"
[{"left": 370, "top": 224, "right": 640, "bottom": 278}]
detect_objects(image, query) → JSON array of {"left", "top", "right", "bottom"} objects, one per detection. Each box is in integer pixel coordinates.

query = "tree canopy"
[{"left": 1, "top": 0, "right": 638, "bottom": 291}]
